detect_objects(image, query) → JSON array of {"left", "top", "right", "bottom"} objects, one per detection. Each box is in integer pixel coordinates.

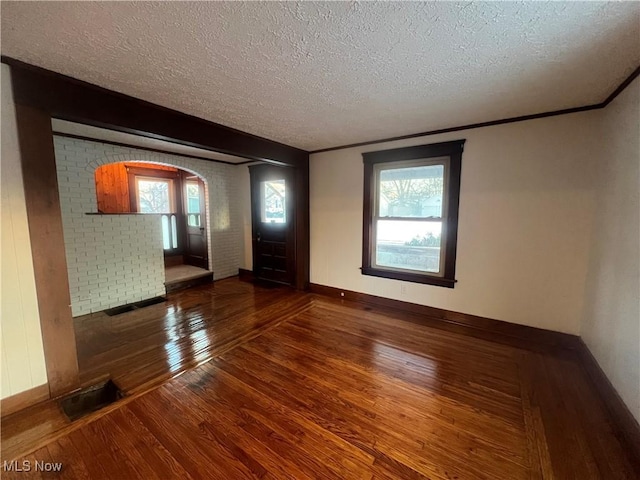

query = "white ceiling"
[
  {"left": 2, "top": 2, "right": 639, "bottom": 151},
  {"left": 52, "top": 119, "right": 253, "bottom": 165}
]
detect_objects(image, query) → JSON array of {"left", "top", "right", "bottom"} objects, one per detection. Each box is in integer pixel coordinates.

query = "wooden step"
[{"left": 165, "top": 271, "right": 213, "bottom": 293}]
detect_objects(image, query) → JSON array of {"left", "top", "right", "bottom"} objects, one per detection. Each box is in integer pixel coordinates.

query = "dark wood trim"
[
  {"left": 361, "top": 140, "right": 464, "bottom": 288},
  {"left": 238, "top": 268, "right": 255, "bottom": 282},
  {"left": 361, "top": 139, "right": 465, "bottom": 163},
  {"left": 309, "top": 283, "right": 581, "bottom": 353},
  {"left": 127, "top": 169, "right": 137, "bottom": 213},
  {"left": 126, "top": 166, "right": 180, "bottom": 179},
  {"left": 444, "top": 145, "right": 462, "bottom": 282},
  {"left": 295, "top": 160, "right": 310, "bottom": 291},
  {"left": 360, "top": 267, "right": 456, "bottom": 288},
  {"left": 311, "top": 65, "right": 640, "bottom": 154},
  {"left": 1, "top": 384, "right": 50, "bottom": 418},
  {"left": 602, "top": 65, "right": 640, "bottom": 107},
  {"left": 14, "top": 104, "right": 80, "bottom": 397},
  {"left": 53, "top": 131, "right": 253, "bottom": 166},
  {"left": 172, "top": 174, "right": 186, "bottom": 256},
  {"left": 2, "top": 56, "right": 308, "bottom": 167},
  {"left": 85, "top": 212, "right": 166, "bottom": 216},
  {"left": 362, "top": 160, "right": 374, "bottom": 277},
  {"left": 576, "top": 339, "right": 640, "bottom": 469}
]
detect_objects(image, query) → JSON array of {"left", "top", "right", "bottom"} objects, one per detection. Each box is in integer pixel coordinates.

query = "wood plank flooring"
[
  {"left": 75, "top": 278, "right": 310, "bottom": 394},
  {"left": 1, "top": 278, "right": 637, "bottom": 478},
  {"left": 1, "top": 279, "right": 312, "bottom": 461}
]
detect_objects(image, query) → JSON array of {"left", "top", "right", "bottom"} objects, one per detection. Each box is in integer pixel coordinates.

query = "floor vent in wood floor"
[
  {"left": 104, "top": 296, "right": 166, "bottom": 316},
  {"left": 59, "top": 379, "right": 124, "bottom": 421}
]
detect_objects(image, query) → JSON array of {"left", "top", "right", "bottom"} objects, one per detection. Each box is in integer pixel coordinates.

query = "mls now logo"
[{"left": 3, "top": 460, "right": 63, "bottom": 472}]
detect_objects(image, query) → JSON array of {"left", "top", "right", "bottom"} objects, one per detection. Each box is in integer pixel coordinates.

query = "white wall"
[
  {"left": 54, "top": 136, "right": 241, "bottom": 316},
  {"left": 310, "top": 111, "right": 601, "bottom": 334},
  {"left": 0, "top": 64, "right": 48, "bottom": 398},
  {"left": 582, "top": 76, "right": 640, "bottom": 422}
]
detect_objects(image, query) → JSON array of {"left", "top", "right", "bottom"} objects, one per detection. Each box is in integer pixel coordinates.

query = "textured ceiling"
[{"left": 2, "top": 1, "right": 639, "bottom": 151}]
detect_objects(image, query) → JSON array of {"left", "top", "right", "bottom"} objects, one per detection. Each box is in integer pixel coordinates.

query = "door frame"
[
  {"left": 249, "top": 164, "right": 296, "bottom": 285},
  {"left": 183, "top": 175, "right": 209, "bottom": 269}
]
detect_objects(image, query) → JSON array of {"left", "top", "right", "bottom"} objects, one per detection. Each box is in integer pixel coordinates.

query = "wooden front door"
[
  {"left": 250, "top": 164, "right": 295, "bottom": 285},
  {"left": 183, "top": 175, "right": 208, "bottom": 269}
]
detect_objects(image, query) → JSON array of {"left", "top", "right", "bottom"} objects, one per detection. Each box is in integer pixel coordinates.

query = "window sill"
[{"left": 361, "top": 267, "right": 456, "bottom": 288}]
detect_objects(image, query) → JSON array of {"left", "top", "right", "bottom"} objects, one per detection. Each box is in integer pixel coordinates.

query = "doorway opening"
[{"left": 94, "top": 162, "right": 211, "bottom": 291}]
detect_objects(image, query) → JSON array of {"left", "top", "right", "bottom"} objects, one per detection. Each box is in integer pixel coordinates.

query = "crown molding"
[{"left": 311, "top": 65, "right": 640, "bottom": 154}]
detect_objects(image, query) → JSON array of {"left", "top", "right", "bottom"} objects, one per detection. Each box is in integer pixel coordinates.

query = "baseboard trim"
[
  {"left": 309, "top": 283, "right": 580, "bottom": 353},
  {"left": 1, "top": 383, "right": 50, "bottom": 418},
  {"left": 238, "top": 268, "right": 255, "bottom": 282},
  {"left": 577, "top": 340, "right": 640, "bottom": 468},
  {"left": 310, "top": 282, "right": 640, "bottom": 465}
]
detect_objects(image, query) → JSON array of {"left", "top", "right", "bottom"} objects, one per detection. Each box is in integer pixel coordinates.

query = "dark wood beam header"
[{"left": 2, "top": 56, "right": 308, "bottom": 167}]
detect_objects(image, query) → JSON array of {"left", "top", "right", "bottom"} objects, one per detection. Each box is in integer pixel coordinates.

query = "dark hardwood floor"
[
  {"left": 1, "top": 278, "right": 637, "bottom": 478},
  {"left": 75, "top": 278, "right": 309, "bottom": 394}
]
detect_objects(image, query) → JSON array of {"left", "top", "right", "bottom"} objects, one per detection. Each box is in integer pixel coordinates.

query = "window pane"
[
  {"left": 186, "top": 181, "right": 201, "bottom": 227},
  {"left": 188, "top": 199, "right": 200, "bottom": 212},
  {"left": 161, "top": 215, "right": 170, "bottom": 250},
  {"left": 186, "top": 182, "right": 200, "bottom": 213},
  {"left": 261, "top": 179, "right": 286, "bottom": 224},
  {"left": 375, "top": 220, "right": 442, "bottom": 273},
  {"left": 379, "top": 164, "right": 444, "bottom": 218},
  {"left": 188, "top": 214, "right": 200, "bottom": 227},
  {"left": 137, "top": 179, "right": 171, "bottom": 213},
  {"left": 171, "top": 215, "right": 178, "bottom": 249}
]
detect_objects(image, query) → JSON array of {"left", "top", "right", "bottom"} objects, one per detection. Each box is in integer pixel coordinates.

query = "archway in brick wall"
[
  {"left": 53, "top": 138, "right": 224, "bottom": 317},
  {"left": 54, "top": 135, "right": 241, "bottom": 317},
  {"left": 81, "top": 150, "right": 216, "bottom": 265},
  {"left": 94, "top": 161, "right": 210, "bottom": 273}
]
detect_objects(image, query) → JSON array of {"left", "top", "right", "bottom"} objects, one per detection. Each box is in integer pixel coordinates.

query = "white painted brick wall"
[{"left": 54, "top": 136, "right": 241, "bottom": 316}]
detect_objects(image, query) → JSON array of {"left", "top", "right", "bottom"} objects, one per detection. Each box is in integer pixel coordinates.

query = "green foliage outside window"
[{"left": 405, "top": 233, "right": 441, "bottom": 247}]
